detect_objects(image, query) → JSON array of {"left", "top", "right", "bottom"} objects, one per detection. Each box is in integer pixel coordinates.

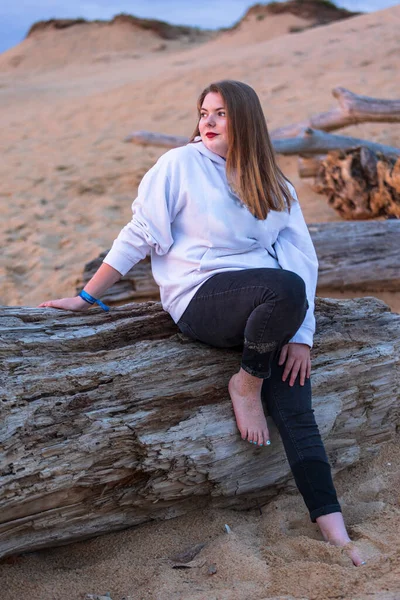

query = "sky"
[{"left": 0, "top": 0, "right": 399, "bottom": 54}]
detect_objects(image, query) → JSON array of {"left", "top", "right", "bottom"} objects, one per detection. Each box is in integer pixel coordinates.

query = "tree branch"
[{"left": 271, "top": 87, "right": 400, "bottom": 138}]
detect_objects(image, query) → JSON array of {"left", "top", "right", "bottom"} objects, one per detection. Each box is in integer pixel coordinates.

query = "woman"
[{"left": 40, "top": 80, "right": 364, "bottom": 566}]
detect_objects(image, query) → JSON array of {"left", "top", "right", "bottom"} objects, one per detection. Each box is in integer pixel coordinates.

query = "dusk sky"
[{"left": 0, "top": 0, "right": 399, "bottom": 54}]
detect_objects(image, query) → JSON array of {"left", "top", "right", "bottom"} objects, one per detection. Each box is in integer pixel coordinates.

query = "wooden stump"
[
  {"left": 313, "top": 148, "right": 400, "bottom": 219},
  {"left": 0, "top": 298, "right": 399, "bottom": 558}
]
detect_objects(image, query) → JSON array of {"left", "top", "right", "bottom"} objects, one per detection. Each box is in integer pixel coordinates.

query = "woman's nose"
[{"left": 206, "top": 114, "right": 216, "bottom": 126}]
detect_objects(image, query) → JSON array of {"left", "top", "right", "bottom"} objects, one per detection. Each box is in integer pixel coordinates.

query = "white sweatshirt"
[{"left": 103, "top": 141, "right": 318, "bottom": 347}]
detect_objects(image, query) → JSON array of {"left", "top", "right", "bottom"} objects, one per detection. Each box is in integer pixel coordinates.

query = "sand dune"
[
  {"left": 215, "top": 0, "right": 357, "bottom": 47},
  {"left": 216, "top": 12, "right": 312, "bottom": 47},
  {"left": 0, "top": 3, "right": 400, "bottom": 599},
  {"left": 0, "top": 0, "right": 357, "bottom": 74},
  {"left": 0, "top": 16, "right": 213, "bottom": 73}
]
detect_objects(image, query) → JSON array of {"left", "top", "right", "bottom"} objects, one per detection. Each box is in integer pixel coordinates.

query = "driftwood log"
[
  {"left": 124, "top": 131, "right": 189, "bottom": 148},
  {"left": 270, "top": 87, "right": 400, "bottom": 139},
  {"left": 79, "top": 221, "right": 400, "bottom": 305},
  {"left": 313, "top": 148, "right": 400, "bottom": 219},
  {"left": 272, "top": 128, "right": 400, "bottom": 158},
  {"left": 125, "top": 127, "right": 400, "bottom": 159},
  {"left": 309, "top": 221, "right": 400, "bottom": 291},
  {"left": 0, "top": 297, "right": 399, "bottom": 558},
  {"left": 124, "top": 89, "right": 400, "bottom": 146}
]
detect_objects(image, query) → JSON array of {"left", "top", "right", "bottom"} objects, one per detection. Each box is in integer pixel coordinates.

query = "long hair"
[{"left": 190, "top": 80, "right": 292, "bottom": 219}]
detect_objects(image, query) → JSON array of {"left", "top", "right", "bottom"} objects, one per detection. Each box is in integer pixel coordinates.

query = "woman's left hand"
[{"left": 278, "top": 342, "right": 311, "bottom": 386}]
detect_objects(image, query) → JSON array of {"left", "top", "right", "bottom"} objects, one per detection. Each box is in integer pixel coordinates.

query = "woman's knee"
[
  {"left": 258, "top": 269, "right": 307, "bottom": 313},
  {"left": 279, "top": 270, "right": 306, "bottom": 301}
]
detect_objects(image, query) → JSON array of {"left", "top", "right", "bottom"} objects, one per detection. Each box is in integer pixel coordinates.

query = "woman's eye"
[
  {"left": 200, "top": 113, "right": 206, "bottom": 119},
  {"left": 219, "top": 111, "right": 226, "bottom": 116}
]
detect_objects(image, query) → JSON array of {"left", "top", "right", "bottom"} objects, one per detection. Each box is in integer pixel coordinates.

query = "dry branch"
[
  {"left": 314, "top": 147, "right": 400, "bottom": 219},
  {"left": 124, "top": 88, "right": 400, "bottom": 159},
  {"left": 270, "top": 87, "right": 400, "bottom": 139},
  {"left": 272, "top": 128, "right": 400, "bottom": 157},
  {"left": 124, "top": 131, "right": 189, "bottom": 147},
  {"left": 125, "top": 128, "right": 400, "bottom": 158},
  {"left": 1, "top": 298, "right": 399, "bottom": 558},
  {"left": 79, "top": 220, "right": 400, "bottom": 305}
]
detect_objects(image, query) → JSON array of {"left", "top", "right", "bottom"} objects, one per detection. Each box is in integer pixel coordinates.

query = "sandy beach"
[{"left": 1, "top": 3, "right": 400, "bottom": 598}]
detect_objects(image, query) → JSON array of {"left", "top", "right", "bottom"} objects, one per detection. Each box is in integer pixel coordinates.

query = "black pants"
[{"left": 178, "top": 268, "right": 341, "bottom": 522}]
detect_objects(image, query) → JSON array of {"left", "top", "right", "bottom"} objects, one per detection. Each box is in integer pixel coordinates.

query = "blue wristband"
[{"left": 79, "top": 290, "right": 110, "bottom": 312}]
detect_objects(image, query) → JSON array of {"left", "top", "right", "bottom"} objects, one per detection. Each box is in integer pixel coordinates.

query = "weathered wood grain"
[
  {"left": 0, "top": 298, "right": 399, "bottom": 558},
  {"left": 309, "top": 221, "right": 400, "bottom": 291}
]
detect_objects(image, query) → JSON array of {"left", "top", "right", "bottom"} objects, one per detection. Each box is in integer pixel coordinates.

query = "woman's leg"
[
  {"left": 263, "top": 357, "right": 365, "bottom": 566},
  {"left": 262, "top": 359, "right": 341, "bottom": 520},
  {"left": 178, "top": 268, "right": 308, "bottom": 445},
  {"left": 179, "top": 269, "right": 364, "bottom": 565}
]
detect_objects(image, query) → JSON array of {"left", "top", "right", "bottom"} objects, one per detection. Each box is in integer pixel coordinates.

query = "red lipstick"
[{"left": 206, "top": 132, "right": 218, "bottom": 138}]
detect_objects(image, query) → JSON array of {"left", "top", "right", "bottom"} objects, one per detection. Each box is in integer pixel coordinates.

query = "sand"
[{"left": 1, "top": 5, "right": 399, "bottom": 599}]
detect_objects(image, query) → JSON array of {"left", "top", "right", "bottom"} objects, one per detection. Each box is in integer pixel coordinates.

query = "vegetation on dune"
[
  {"left": 26, "top": 1, "right": 361, "bottom": 41},
  {"left": 26, "top": 14, "right": 208, "bottom": 41},
  {"left": 231, "top": 0, "right": 361, "bottom": 30},
  {"left": 110, "top": 14, "right": 205, "bottom": 40},
  {"left": 27, "top": 18, "right": 88, "bottom": 36}
]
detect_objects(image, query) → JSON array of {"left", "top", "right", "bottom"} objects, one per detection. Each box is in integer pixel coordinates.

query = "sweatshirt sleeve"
[
  {"left": 273, "top": 188, "right": 318, "bottom": 347},
  {"left": 103, "top": 158, "right": 175, "bottom": 276}
]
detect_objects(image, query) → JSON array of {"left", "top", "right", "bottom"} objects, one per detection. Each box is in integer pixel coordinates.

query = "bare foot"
[
  {"left": 340, "top": 542, "right": 366, "bottom": 567},
  {"left": 228, "top": 369, "right": 270, "bottom": 446},
  {"left": 317, "top": 512, "right": 366, "bottom": 566}
]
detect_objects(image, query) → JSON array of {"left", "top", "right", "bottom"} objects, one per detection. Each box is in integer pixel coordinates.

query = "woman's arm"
[
  {"left": 273, "top": 186, "right": 318, "bottom": 385},
  {"left": 38, "top": 263, "right": 122, "bottom": 311},
  {"left": 40, "top": 152, "right": 177, "bottom": 312},
  {"left": 274, "top": 190, "right": 318, "bottom": 348}
]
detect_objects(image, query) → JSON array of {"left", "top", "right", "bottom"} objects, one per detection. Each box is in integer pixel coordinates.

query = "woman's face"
[{"left": 199, "top": 92, "right": 228, "bottom": 158}]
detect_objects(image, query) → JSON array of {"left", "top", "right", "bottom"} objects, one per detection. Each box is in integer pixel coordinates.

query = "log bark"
[
  {"left": 313, "top": 148, "right": 400, "bottom": 219},
  {"left": 309, "top": 221, "right": 400, "bottom": 291},
  {"left": 0, "top": 298, "right": 399, "bottom": 558},
  {"left": 272, "top": 128, "right": 400, "bottom": 158},
  {"left": 79, "top": 221, "right": 400, "bottom": 305},
  {"left": 124, "top": 128, "right": 400, "bottom": 159},
  {"left": 270, "top": 87, "right": 400, "bottom": 139}
]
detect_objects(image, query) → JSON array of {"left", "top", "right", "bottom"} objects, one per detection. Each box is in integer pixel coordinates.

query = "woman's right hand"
[
  {"left": 38, "top": 296, "right": 91, "bottom": 311},
  {"left": 38, "top": 264, "right": 122, "bottom": 312}
]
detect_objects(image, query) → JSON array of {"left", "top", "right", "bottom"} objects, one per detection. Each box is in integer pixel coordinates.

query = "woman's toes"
[{"left": 342, "top": 542, "right": 365, "bottom": 566}]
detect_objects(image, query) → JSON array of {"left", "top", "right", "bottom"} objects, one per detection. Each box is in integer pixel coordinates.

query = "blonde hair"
[{"left": 190, "top": 80, "right": 293, "bottom": 219}]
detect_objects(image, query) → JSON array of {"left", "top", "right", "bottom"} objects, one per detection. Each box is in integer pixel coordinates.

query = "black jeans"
[{"left": 178, "top": 268, "right": 341, "bottom": 522}]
